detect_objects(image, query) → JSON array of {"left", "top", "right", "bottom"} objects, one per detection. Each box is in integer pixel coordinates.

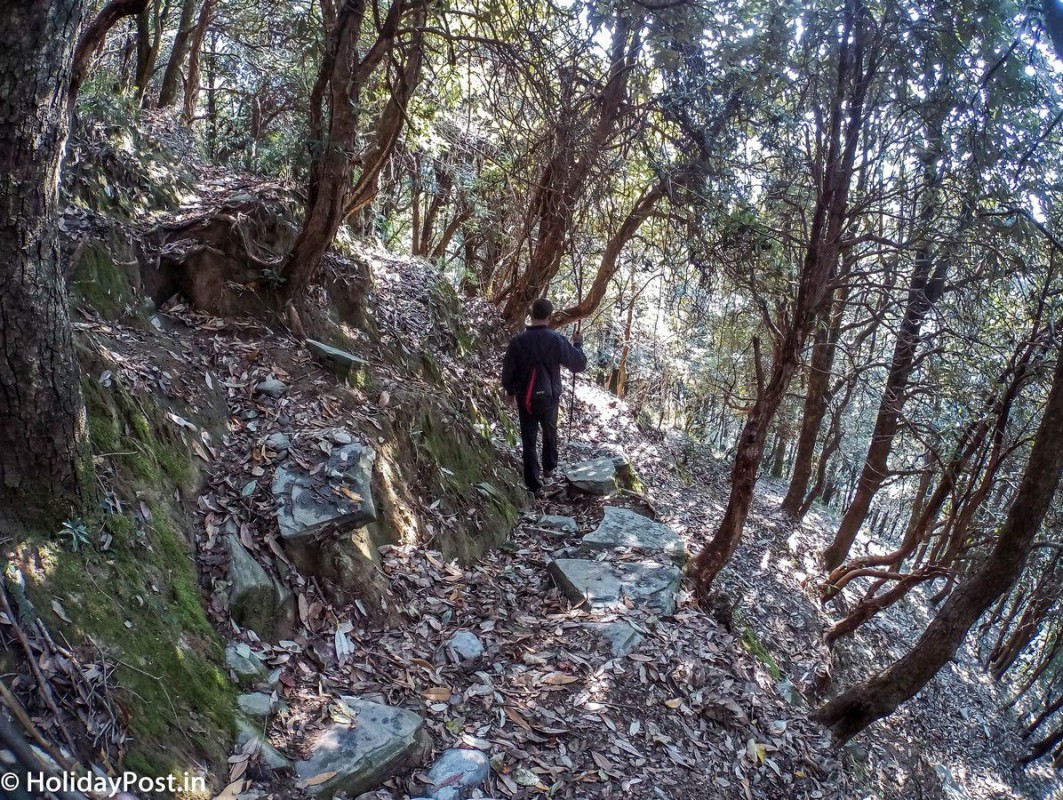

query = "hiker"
[{"left": 501, "top": 298, "right": 587, "bottom": 495}]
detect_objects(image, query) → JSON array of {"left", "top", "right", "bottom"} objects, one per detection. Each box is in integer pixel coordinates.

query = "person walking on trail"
[{"left": 501, "top": 298, "right": 587, "bottom": 496}]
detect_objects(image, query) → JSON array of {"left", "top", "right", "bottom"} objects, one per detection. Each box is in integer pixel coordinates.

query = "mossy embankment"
[{"left": 9, "top": 336, "right": 234, "bottom": 786}]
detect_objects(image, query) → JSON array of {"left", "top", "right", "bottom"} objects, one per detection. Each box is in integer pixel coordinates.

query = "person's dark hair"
[{"left": 530, "top": 298, "right": 553, "bottom": 321}]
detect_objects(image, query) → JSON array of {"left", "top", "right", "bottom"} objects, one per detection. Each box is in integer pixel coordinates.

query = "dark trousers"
[{"left": 518, "top": 402, "right": 559, "bottom": 492}]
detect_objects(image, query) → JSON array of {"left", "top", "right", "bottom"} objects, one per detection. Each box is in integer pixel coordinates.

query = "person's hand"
[{"left": 572, "top": 330, "right": 583, "bottom": 346}]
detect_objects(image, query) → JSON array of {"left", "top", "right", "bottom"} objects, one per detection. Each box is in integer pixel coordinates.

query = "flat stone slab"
[
  {"left": 548, "top": 558, "right": 681, "bottom": 616},
  {"left": 580, "top": 621, "right": 644, "bottom": 657},
  {"left": 308, "top": 339, "right": 368, "bottom": 377},
  {"left": 564, "top": 458, "right": 617, "bottom": 495},
  {"left": 273, "top": 440, "right": 376, "bottom": 542},
  {"left": 295, "top": 698, "right": 426, "bottom": 797},
  {"left": 538, "top": 514, "right": 578, "bottom": 532},
  {"left": 580, "top": 507, "right": 686, "bottom": 565}
]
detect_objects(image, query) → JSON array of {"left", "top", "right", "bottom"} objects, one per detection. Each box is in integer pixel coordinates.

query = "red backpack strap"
[{"left": 523, "top": 366, "right": 536, "bottom": 413}]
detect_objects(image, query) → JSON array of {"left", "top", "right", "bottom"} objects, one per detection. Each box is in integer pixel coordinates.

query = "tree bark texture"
[
  {"left": 181, "top": 0, "right": 212, "bottom": 122},
  {"left": 692, "top": 0, "right": 876, "bottom": 593},
  {"left": 815, "top": 346, "right": 1063, "bottom": 742},
  {"left": 0, "top": 0, "right": 88, "bottom": 518}
]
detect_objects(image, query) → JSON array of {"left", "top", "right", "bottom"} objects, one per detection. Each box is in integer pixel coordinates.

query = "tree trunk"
[
  {"left": 156, "top": 0, "right": 198, "bottom": 107},
  {"left": 692, "top": 0, "right": 876, "bottom": 593},
  {"left": 70, "top": 0, "right": 149, "bottom": 99},
  {"left": 781, "top": 284, "right": 846, "bottom": 515},
  {"left": 815, "top": 346, "right": 1063, "bottom": 742},
  {"left": 134, "top": 0, "right": 164, "bottom": 100},
  {"left": 181, "top": 0, "right": 212, "bottom": 122},
  {"left": 281, "top": 0, "right": 416, "bottom": 299},
  {"left": 0, "top": 0, "right": 89, "bottom": 520},
  {"left": 822, "top": 104, "right": 953, "bottom": 569}
]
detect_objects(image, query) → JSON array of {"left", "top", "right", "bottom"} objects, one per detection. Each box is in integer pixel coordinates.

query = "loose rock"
[
  {"left": 424, "top": 748, "right": 491, "bottom": 800},
  {"left": 548, "top": 558, "right": 682, "bottom": 616},
  {"left": 255, "top": 378, "right": 286, "bottom": 398}
]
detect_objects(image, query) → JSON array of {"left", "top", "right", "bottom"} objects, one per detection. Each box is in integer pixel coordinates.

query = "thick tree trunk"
[
  {"left": 815, "top": 347, "right": 1063, "bottom": 742},
  {"left": 156, "top": 0, "right": 198, "bottom": 107},
  {"left": 692, "top": 0, "right": 875, "bottom": 592},
  {"left": 0, "top": 0, "right": 88, "bottom": 519}
]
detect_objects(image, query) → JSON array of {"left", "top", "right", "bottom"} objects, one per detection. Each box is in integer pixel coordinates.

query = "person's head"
[{"left": 530, "top": 298, "right": 553, "bottom": 324}]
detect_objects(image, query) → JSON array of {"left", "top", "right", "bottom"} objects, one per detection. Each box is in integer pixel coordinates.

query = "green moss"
[
  {"left": 15, "top": 355, "right": 237, "bottom": 778},
  {"left": 28, "top": 505, "right": 234, "bottom": 773},
  {"left": 734, "top": 609, "right": 783, "bottom": 681},
  {"left": 71, "top": 240, "right": 139, "bottom": 320}
]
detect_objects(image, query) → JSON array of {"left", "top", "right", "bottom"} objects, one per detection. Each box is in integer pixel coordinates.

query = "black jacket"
[{"left": 502, "top": 325, "right": 587, "bottom": 404}]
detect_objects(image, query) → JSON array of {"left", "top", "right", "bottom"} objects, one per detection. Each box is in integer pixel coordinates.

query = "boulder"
[
  {"left": 225, "top": 535, "right": 276, "bottom": 636},
  {"left": 295, "top": 698, "right": 427, "bottom": 798},
  {"left": 424, "top": 748, "right": 491, "bottom": 800},
  {"left": 272, "top": 440, "right": 377, "bottom": 544},
  {"left": 579, "top": 507, "right": 686, "bottom": 565},
  {"left": 548, "top": 558, "right": 681, "bottom": 616},
  {"left": 580, "top": 621, "right": 644, "bottom": 657},
  {"left": 564, "top": 458, "right": 617, "bottom": 495},
  {"left": 307, "top": 339, "right": 369, "bottom": 381}
]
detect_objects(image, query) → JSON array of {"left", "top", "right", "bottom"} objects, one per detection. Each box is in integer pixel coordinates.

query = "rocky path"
[{"left": 70, "top": 253, "right": 1058, "bottom": 800}]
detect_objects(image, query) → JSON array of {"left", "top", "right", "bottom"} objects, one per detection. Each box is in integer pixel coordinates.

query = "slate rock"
[
  {"left": 307, "top": 339, "right": 369, "bottom": 379},
  {"left": 255, "top": 379, "right": 286, "bottom": 398},
  {"left": 266, "top": 432, "right": 292, "bottom": 451},
  {"left": 225, "top": 535, "right": 276, "bottom": 635},
  {"left": 425, "top": 748, "right": 490, "bottom": 800},
  {"left": 225, "top": 643, "right": 267, "bottom": 688},
  {"left": 548, "top": 558, "right": 681, "bottom": 615},
  {"left": 580, "top": 621, "right": 644, "bottom": 657},
  {"left": 934, "top": 765, "right": 966, "bottom": 800},
  {"left": 237, "top": 692, "right": 276, "bottom": 721},
  {"left": 537, "top": 514, "right": 578, "bottom": 532},
  {"left": 273, "top": 441, "right": 377, "bottom": 543},
  {"left": 444, "top": 631, "right": 484, "bottom": 663},
  {"left": 294, "top": 697, "right": 427, "bottom": 798},
  {"left": 564, "top": 458, "right": 617, "bottom": 495},
  {"left": 579, "top": 507, "right": 686, "bottom": 565},
  {"left": 235, "top": 715, "right": 291, "bottom": 770}
]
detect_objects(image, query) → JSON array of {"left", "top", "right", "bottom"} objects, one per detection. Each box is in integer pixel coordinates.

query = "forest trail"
[{"left": 70, "top": 251, "right": 1058, "bottom": 800}]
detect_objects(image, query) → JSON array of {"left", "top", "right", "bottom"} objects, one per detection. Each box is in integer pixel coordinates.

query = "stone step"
[
  {"left": 548, "top": 558, "right": 681, "bottom": 616},
  {"left": 295, "top": 698, "right": 427, "bottom": 798},
  {"left": 579, "top": 506, "right": 686, "bottom": 565},
  {"left": 563, "top": 457, "right": 618, "bottom": 495}
]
